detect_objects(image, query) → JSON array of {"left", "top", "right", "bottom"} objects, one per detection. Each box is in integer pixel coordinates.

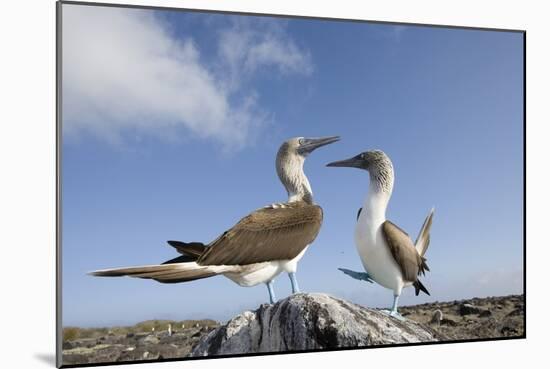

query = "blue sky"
[{"left": 62, "top": 4, "right": 524, "bottom": 327}]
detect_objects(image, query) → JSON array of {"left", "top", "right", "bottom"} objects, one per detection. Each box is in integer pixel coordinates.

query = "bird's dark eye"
[
  {"left": 360, "top": 153, "right": 366, "bottom": 160},
  {"left": 298, "top": 138, "right": 305, "bottom": 145}
]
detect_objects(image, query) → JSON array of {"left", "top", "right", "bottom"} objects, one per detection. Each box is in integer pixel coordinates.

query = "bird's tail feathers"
[
  {"left": 415, "top": 207, "right": 434, "bottom": 257},
  {"left": 89, "top": 262, "right": 227, "bottom": 284},
  {"left": 167, "top": 240, "right": 206, "bottom": 259},
  {"left": 418, "top": 256, "right": 430, "bottom": 276},
  {"left": 413, "top": 279, "right": 430, "bottom": 296}
]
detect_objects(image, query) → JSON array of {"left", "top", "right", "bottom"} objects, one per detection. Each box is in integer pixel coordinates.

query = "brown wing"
[
  {"left": 382, "top": 220, "right": 428, "bottom": 282},
  {"left": 197, "top": 201, "right": 323, "bottom": 266}
]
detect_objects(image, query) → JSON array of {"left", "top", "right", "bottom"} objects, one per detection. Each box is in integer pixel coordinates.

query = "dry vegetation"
[{"left": 63, "top": 319, "right": 217, "bottom": 341}]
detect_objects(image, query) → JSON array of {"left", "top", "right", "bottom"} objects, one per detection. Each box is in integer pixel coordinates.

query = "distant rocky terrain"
[
  {"left": 399, "top": 294, "right": 524, "bottom": 340},
  {"left": 62, "top": 294, "right": 524, "bottom": 365},
  {"left": 62, "top": 319, "right": 217, "bottom": 365}
]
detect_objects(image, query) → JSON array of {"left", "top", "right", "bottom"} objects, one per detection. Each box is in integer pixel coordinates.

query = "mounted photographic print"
[{"left": 56, "top": 1, "right": 525, "bottom": 367}]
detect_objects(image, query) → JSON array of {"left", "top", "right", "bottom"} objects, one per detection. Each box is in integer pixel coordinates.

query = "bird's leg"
[
  {"left": 338, "top": 268, "right": 374, "bottom": 283},
  {"left": 288, "top": 272, "right": 300, "bottom": 294},
  {"left": 390, "top": 294, "right": 399, "bottom": 314},
  {"left": 266, "top": 280, "right": 277, "bottom": 304},
  {"left": 381, "top": 294, "right": 405, "bottom": 321}
]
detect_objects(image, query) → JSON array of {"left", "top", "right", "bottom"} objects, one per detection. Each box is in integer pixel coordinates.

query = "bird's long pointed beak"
[
  {"left": 299, "top": 136, "right": 340, "bottom": 155},
  {"left": 326, "top": 156, "right": 361, "bottom": 168}
]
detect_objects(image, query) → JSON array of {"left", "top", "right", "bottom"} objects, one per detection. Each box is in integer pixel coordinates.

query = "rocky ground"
[
  {"left": 399, "top": 294, "right": 524, "bottom": 340},
  {"left": 62, "top": 319, "right": 218, "bottom": 365},
  {"left": 62, "top": 294, "right": 524, "bottom": 365}
]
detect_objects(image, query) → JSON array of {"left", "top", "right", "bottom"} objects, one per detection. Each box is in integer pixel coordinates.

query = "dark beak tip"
[
  {"left": 325, "top": 158, "right": 358, "bottom": 168},
  {"left": 317, "top": 136, "right": 340, "bottom": 145},
  {"left": 302, "top": 136, "right": 341, "bottom": 154}
]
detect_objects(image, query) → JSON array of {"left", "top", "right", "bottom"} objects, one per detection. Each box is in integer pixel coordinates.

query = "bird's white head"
[
  {"left": 276, "top": 136, "right": 340, "bottom": 204},
  {"left": 327, "top": 149, "right": 394, "bottom": 194}
]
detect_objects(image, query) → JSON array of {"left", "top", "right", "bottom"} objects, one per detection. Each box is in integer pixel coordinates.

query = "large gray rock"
[{"left": 191, "top": 293, "right": 441, "bottom": 356}]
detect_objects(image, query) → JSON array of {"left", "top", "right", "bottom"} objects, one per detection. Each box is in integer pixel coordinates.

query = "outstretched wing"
[
  {"left": 382, "top": 220, "right": 429, "bottom": 283},
  {"left": 197, "top": 201, "right": 323, "bottom": 266}
]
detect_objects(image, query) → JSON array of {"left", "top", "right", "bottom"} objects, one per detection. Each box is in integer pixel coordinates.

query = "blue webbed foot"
[
  {"left": 338, "top": 268, "right": 374, "bottom": 283},
  {"left": 380, "top": 295, "right": 405, "bottom": 320},
  {"left": 380, "top": 309, "right": 406, "bottom": 321}
]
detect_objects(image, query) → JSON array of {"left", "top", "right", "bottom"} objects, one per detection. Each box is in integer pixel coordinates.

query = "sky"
[{"left": 61, "top": 4, "right": 524, "bottom": 327}]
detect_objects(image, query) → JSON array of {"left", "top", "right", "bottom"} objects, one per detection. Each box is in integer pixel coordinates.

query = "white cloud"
[
  {"left": 62, "top": 5, "right": 312, "bottom": 150},
  {"left": 216, "top": 20, "right": 313, "bottom": 91}
]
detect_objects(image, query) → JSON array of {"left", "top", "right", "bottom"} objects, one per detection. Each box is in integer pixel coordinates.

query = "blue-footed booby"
[
  {"left": 91, "top": 136, "right": 340, "bottom": 304},
  {"left": 327, "top": 150, "right": 434, "bottom": 319}
]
